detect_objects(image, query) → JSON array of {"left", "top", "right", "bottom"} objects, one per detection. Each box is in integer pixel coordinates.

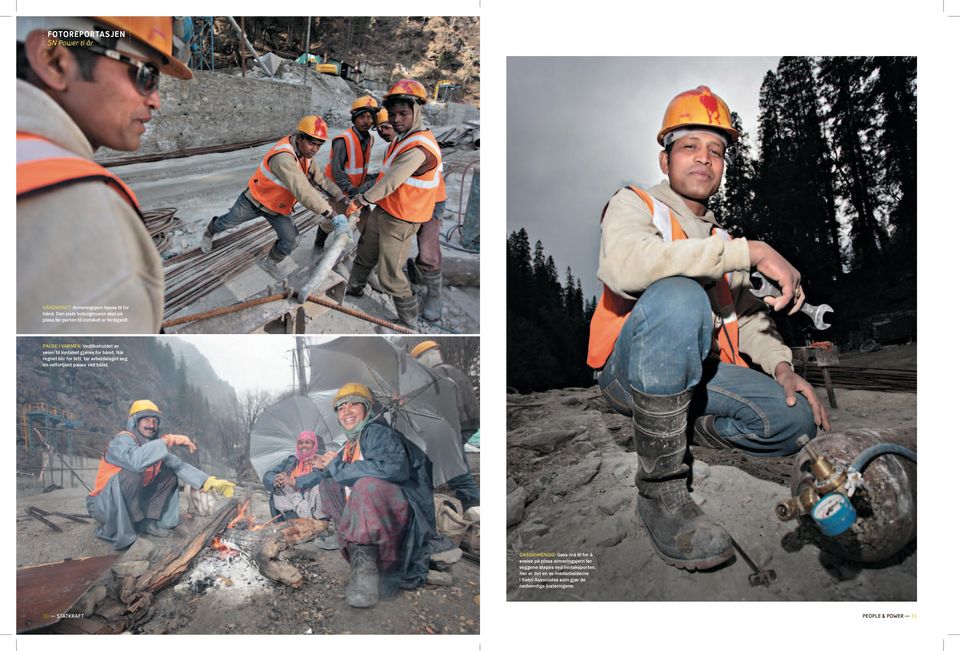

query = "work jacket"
[
  {"left": 89, "top": 431, "right": 162, "bottom": 496},
  {"left": 324, "top": 127, "right": 372, "bottom": 190},
  {"left": 373, "top": 130, "right": 443, "bottom": 223},
  {"left": 248, "top": 136, "right": 312, "bottom": 215}
]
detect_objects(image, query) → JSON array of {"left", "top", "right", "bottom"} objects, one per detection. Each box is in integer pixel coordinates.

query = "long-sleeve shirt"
[
  {"left": 244, "top": 146, "right": 347, "bottom": 217},
  {"left": 105, "top": 433, "right": 208, "bottom": 489}
]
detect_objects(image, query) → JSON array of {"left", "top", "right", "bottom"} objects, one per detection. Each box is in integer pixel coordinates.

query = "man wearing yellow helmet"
[
  {"left": 200, "top": 115, "right": 349, "bottom": 277},
  {"left": 16, "top": 17, "right": 190, "bottom": 334},
  {"left": 343, "top": 78, "right": 444, "bottom": 330},
  {"left": 86, "top": 400, "right": 235, "bottom": 550},
  {"left": 588, "top": 86, "right": 830, "bottom": 571},
  {"left": 374, "top": 107, "right": 395, "bottom": 143},
  {"left": 291, "top": 382, "right": 454, "bottom": 608}
]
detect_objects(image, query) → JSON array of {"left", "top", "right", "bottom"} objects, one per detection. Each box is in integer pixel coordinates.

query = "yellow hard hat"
[
  {"left": 351, "top": 95, "right": 379, "bottom": 119},
  {"left": 129, "top": 399, "right": 160, "bottom": 416},
  {"left": 657, "top": 85, "right": 740, "bottom": 146},
  {"left": 384, "top": 78, "right": 428, "bottom": 106},
  {"left": 409, "top": 340, "right": 440, "bottom": 358},
  {"left": 95, "top": 17, "right": 192, "bottom": 80},
  {"left": 332, "top": 382, "right": 373, "bottom": 409},
  {"left": 297, "top": 115, "right": 329, "bottom": 141},
  {"left": 375, "top": 107, "right": 390, "bottom": 126}
]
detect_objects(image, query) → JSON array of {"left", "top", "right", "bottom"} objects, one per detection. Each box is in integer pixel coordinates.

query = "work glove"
[
  {"left": 344, "top": 200, "right": 362, "bottom": 217},
  {"left": 331, "top": 214, "right": 349, "bottom": 233},
  {"left": 202, "top": 476, "right": 236, "bottom": 498},
  {"left": 161, "top": 434, "right": 197, "bottom": 454}
]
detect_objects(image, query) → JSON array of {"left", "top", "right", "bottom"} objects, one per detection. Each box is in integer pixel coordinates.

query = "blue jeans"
[
  {"left": 211, "top": 192, "right": 299, "bottom": 259},
  {"left": 598, "top": 277, "right": 815, "bottom": 456}
]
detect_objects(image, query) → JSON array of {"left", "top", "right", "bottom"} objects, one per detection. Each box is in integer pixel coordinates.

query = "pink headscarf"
[{"left": 295, "top": 430, "right": 319, "bottom": 462}]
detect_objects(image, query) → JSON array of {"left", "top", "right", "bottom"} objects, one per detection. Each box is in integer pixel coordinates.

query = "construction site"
[
  {"left": 26, "top": 17, "right": 481, "bottom": 335},
  {"left": 16, "top": 336, "right": 481, "bottom": 634}
]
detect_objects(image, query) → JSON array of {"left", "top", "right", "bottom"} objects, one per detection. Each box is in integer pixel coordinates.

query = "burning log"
[{"left": 120, "top": 498, "right": 239, "bottom": 611}]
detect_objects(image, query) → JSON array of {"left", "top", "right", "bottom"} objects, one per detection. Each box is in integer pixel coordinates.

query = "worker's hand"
[
  {"left": 331, "top": 214, "right": 349, "bottom": 234},
  {"left": 273, "top": 472, "right": 287, "bottom": 488},
  {"left": 313, "top": 450, "right": 338, "bottom": 470},
  {"left": 161, "top": 434, "right": 197, "bottom": 454},
  {"left": 344, "top": 200, "right": 362, "bottom": 217},
  {"left": 774, "top": 362, "right": 831, "bottom": 432},
  {"left": 747, "top": 241, "right": 805, "bottom": 315},
  {"left": 282, "top": 473, "right": 296, "bottom": 488},
  {"left": 202, "top": 476, "right": 236, "bottom": 497}
]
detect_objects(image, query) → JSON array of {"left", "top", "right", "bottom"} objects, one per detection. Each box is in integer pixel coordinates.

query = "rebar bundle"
[{"left": 803, "top": 366, "right": 916, "bottom": 392}]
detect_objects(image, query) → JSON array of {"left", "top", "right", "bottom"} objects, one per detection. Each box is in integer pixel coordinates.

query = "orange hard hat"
[
  {"left": 297, "top": 115, "right": 329, "bottom": 141},
  {"left": 657, "top": 85, "right": 739, "bottom": 146},
  {"left": 95, "top": 17, "right": 192, "bottom": 79},
  {"left": 384, "top": 78, "right": 428, "bottom": 106},
  {"left": 375, "top": 107, "right": 390, "bottom": 126}
]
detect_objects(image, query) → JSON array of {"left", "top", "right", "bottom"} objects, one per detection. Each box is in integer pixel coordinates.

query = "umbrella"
[{"left": 249, "top": 337, "right": 469, "bottom": 486}]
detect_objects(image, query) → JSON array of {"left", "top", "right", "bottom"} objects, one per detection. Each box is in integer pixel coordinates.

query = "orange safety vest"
[
  {"left": 247, "top": 136, "right": 311, "bottom": 215},
  {"left": 586, "top": 186, "right": 748, "bottom": 370},
  {"left": 375, "top": 130, "right": 443, "bottom": 223},
  {"left": 16, "top": 133, "right": 142, "bottom": 216},
  {"left": 89, "top": 432, "right": 162, "bottom": 497},
  {"left": 324, "top": 128, "right": 372, "bottom": 188}
]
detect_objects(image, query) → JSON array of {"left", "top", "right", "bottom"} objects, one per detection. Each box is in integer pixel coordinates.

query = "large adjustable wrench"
[{"left": 749, "top": 272, "right": 834, "bottom": 330}]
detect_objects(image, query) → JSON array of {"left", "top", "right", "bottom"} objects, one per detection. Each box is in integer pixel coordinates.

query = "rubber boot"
[
  {"left": 367, "top": 264, "right": 386, "bottom": 294},
  {"left": 140, "top": 518, "right": 170, "bottom": 538},
  {"left": 691, "top": 415, "right": 735, "bottom": 449},
  {"left": 200, "top": 219, "right": 216, "bottom": 253},
  {"left": 420, "top": 270, "right": 443, "bottom": 323},
  {"left": 392, "top": 295, "right": 420, "bottom": 331},
  {"left": 346, "top": 266, "right": 369, "bottom": 297},
  {"left": 345, "top": 544, "right": 379, "bottom": 608},
  {"left": 631, "top": 387, "right": 734, "bottom": 570}
]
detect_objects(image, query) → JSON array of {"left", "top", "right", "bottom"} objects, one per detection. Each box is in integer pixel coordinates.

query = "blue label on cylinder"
[{"left": 812, "top": 492, "right": 857, "bottom": 537}]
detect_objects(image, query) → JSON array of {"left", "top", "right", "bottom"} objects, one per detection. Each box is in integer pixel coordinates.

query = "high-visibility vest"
[
  {"left": 247, "top": 136, "right": 311, "bottom": 216},
  {"left": 587, "top": 186, "right": 748, "bottom": 370},
  {"left": 16, "top": 133, "right": 142, "bottom": 216},
  {"left": 381, "top": 142, "right": 447, "bottom": 205},
  {"left": 324, "top": 128, "right": 372, "bottom": 188},
  {"left": 89, "top": 432, "right": 163, "bottom": 497},
  {"left": 375, "top": 130, "right": 443, "bottom": 223}
]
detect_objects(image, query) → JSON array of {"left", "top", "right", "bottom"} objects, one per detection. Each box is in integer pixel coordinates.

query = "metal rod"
[
  {"left": 161, "top": 293, "right": 288, "bottom": 328},
  {"left": 305, "top": 294, "right": 413, "bottom": 333},
  {"left": 241, "top": 16, "right": 246, "bottom": 77},
  {"left": 226, "top": 16, "right": 273, "bottom": 78},
  {"left": 303, "top": 16, "right": 311, "bottom": 85}
]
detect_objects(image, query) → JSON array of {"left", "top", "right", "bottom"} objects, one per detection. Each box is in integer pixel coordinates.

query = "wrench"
[
  {"left": 749, "top": 272, "right": 834, "bottom": 330},
  {"left": 729, "top": 535, "right": 777, "bottom": 587}
]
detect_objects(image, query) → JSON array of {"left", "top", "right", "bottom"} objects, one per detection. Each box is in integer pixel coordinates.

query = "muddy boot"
[
  {"left": 367, "top": 264, "right": 386, "bottom": 294},
  {"left": 420, "top": 270, "right": 443, "bottom": 323},
  {"left": 140, "top": 518, "right": 170, "bottom": 538},
  {"left": 691, "top": 415, "right": 735, "bottom": 449},
  {"left": 631, "top": 387, "right": 734, "bottom": 570},
  {"left": 345, "top": 544, "right": 379, "bottom": 608},
  {"left": 392, "top": 295, "right": 420, "bottom": 331},
  {"left": 258, "top": 251, "right": 287, "bottom": 281},
  {"left": 200, "top": 219, "right": 216, "bottom": 253},
  {"left": 346, "top": 266, "right": 369, "bottom": 297}
]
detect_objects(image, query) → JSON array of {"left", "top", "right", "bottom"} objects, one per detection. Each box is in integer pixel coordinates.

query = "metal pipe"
[
  {"left": 240, "top": 16, "right": 246, "bottom": 77},
  {"left": 303, "top": 16, "right": 311, "bottom": 85},
  {"left": 226, "top": 16, "right": 273, "bottom": 78},
  {"left": 305, "top": 295, "right": 413, "bottom": 334},
  {"left": 294, "top": 227, "right": 350, "bottom": 301},
  {"left": 161, "top": 293, "right": 288, "bottom": 329}
]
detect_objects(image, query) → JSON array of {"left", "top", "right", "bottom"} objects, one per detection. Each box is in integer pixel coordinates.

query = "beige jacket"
[
  {"left": 361, "top": 103, "right": 430, "bottom": 205},
  {"left": 598, "top": 180, "right": 792, "bottom": 375},
  {"left": 244, "top": 135, "right": 347, "bottom": 217},
  {"left": 17, "top": 79, "right": 163, "bottom": 334}
]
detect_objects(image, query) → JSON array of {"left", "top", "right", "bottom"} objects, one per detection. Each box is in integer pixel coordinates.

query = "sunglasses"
[{"left": 84, "top": 42, "right": 160, "bottom": 96}]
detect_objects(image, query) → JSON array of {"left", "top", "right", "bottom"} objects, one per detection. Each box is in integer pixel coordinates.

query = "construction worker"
[
  {"left": 589, "top": 86, "right": 831, "bottom": 571},
  {"left": 374, "top": 107, "right": 395, "bottom": 143},
  {"left": 16, "top": 17, "right": 190, "bottom": 334},
  {"left": 201, "top": 115, "right": 349, "bottom": 276},
  {"left": 291, "top": 383, "right": 454, "bottom": 607},
  {"left": 86, "top": 400, "right": 235, "bottom": 550},
  {"left": 410, "top": 340, "right": 480, "bottom": 508},
  {"left": 313, "top": 96, "right": 379, "bottom": 250},
  {"left": 343, "top": 79, "right": 444, "bottom": 330}
]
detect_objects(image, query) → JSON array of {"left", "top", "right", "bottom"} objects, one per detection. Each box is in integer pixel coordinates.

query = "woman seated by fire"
[
  {"left": 262, "top": 430, "right": 327, "bottom": 521},
  {"left": 292, "top": 382, "right": 455, "bottom": 609}
]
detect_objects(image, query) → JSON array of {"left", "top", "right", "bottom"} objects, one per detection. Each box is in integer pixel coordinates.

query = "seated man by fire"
[
  {"left": 291, "top": 382, "right": 455, "bottom": 608},
  {"left": 262, "top": 430, "right": 326, "bottom": 521},
  {"left": 86, "top": 400, "right": 235, "bottom": 550}
]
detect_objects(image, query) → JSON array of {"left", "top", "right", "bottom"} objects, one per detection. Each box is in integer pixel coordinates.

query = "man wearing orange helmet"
[
  {"left": 201, "top": 115, "right": 348, "bottom": 276},
  {"left": 342, "top": 78, "right": 444, "bottom": 330},
  {"left": 17, "top": 17, "right": 190, "bottom": 334},
  {"left": 589, "top": 86, "right": 830, "bottom": 571}
]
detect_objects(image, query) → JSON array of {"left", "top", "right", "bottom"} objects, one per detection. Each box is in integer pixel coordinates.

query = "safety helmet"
[
  {"left": 657, "top": 85, "right": 740, "bottom": 146},
  {"left": 350, "top": 95, "right": 379, "bottom": 121},
  {"left": 383, "top": 78, "right": 428, "bottom": 106},
  {"left": 332, "top": 382, "right": 373, "bottom": 410},
  {"left": 128, "top": 399, "right": 161, "bottom": 433},
  {"left": 375, "top": 107, "right": 391, "bottom": 126},
  {"left": 18, "top": 17, "right": 192, "bottom": 80},
  {"left": 297, "top": 115, "right": 329, "bottom": 141},
  {"left": 409, "top": 340, "right": 440, "bottom": 358}
]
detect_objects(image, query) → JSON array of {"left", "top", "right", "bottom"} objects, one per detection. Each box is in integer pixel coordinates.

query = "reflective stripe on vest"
[
  {"left": 374, "top": 130, "right": 443, "bottom": 223},
  {"left": 89, "top": 432, "right": 162, "bottom": 496},
  {"left": 324, "top": 129, "right": 371, "bottom": 188},
  {"left": 247, "top": 136, "right": 310, "bottom": 215},
  {"left": 586, "top": 186, "right": 748, "bottom": 369},
  {"left": 17, "top": 133, "right": 142, "bottom": 216}
]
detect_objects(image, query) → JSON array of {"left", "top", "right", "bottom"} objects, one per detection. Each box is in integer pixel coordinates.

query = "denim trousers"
[
  {"left": 598, "top": 277, "right": 815, "bottom": 457},
  {"left": 212, "top": 193, "right": 299, "bottom": 259}
]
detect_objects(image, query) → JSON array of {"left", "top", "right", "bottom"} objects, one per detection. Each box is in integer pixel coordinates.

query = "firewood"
[
  {"left": 255, "top": 532, "right": 303, "bottom": 588},
  {"left": 275, "top": 517, "right": 329, "bottom": 544}
]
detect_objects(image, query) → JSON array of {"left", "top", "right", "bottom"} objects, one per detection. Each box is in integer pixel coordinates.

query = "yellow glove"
[
  {"left": 202, "top": 476, "right": 235, "bottom": 498},
  {"left": 161, "top": 434, "right": 197, "bottom": 453}
]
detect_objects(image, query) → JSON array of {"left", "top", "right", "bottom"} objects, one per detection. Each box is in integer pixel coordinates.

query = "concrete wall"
[{"left": 424, "top": 101, "right": 481, "bottom": 127}]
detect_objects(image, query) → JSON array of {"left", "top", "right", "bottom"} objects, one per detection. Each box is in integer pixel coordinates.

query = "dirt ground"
[
  {"left": 17, "top": 485, "right": 479, "bottom": 635},
  {"left": 506, "top": 344, "right": 917, "bottom": 601}
]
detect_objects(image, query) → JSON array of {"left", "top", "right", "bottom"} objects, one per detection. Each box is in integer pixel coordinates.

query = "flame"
[
  {"left": 209, "top": 535, "right": 239, "bottom": 556},
  {"left": 226, "top": 496, "right": 282, "bottom": 532}
]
